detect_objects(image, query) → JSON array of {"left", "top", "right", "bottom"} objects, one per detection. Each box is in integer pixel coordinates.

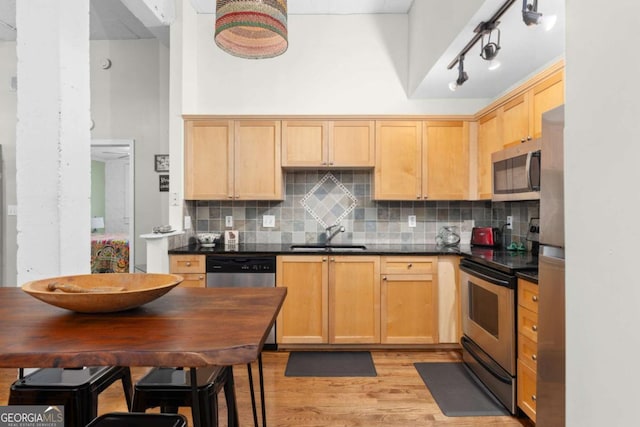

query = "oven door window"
[{"left": 469, "top": 281, "right": 499, "bottom": 338}]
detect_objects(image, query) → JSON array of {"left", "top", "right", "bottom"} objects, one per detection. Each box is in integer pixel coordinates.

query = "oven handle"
[
  {"left": 459, "top": 264, "right": 512, "bottom": 288},
  {"left": 461, "top": 336, "right": 512, "bottom": 385}
]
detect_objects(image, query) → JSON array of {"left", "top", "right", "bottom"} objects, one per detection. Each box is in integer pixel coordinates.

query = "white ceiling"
[{"left": 0, "top": 0, "right": 565, "bottom": 101}]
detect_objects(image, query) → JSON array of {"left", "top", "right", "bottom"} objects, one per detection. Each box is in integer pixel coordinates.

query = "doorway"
[{"left": 91, "top": 139, "right": 135, "bottom": 272}]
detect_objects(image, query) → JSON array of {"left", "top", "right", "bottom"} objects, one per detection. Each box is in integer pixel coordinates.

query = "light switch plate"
[
  {"left": 225, "top": 216, "right": 233, "bottom": 227},
  {"left": 184, "top": 216, "right": 191, "bottom": 230},
  {"left": 263, "top": 215, "right": 275, "bottom": 228},
  {"left": 408, "top": 215, "right": 417, "bottom": 228}
]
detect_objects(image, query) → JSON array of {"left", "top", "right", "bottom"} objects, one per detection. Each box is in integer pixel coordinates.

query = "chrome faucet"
[{"left": 325, "top": 224, "right": 345, "bottom": 244}]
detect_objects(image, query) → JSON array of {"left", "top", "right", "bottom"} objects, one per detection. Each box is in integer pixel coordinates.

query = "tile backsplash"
[{"left": 185, "top": 171, "right": 539, "bottom": 247}]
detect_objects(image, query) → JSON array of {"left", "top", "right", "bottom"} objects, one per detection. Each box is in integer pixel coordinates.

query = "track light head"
[
  {"left": 480, "top": 26, "right": 501, "bottom": 62},
  {"left": 522, "top": 0, "right": 543, "bottom": 26},
  {"left": 449, "top": 57, "right": 468, "bottom": 91}
]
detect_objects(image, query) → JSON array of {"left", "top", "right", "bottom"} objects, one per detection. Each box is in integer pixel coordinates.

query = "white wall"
[
  {"left": 184, "top": 12, "right": 485, "bottom": 115},
  {"left": 91, "top": 39, "right": 170, "bottom": 267},
  {"left": 0, "top": 39, "right": 168, "bottom": 284},
  {"left": 565, "top": 1, "right": 640, "bottom": 426},
  {"left": 0, "top": 42, "right": 16, "bottom": 285}
]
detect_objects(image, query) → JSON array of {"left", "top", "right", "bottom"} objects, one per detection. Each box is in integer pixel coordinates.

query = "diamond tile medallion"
[{"left": 301, "top": 172, "right": 358, "bottom": 229}]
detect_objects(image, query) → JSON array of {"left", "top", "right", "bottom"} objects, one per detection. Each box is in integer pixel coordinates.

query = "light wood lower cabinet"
[
  {"left": 380, "top": 257, "right": 438, "bottom": 344},
  {"left": 169, "top": 255, "right": 206, "bottom": 288},
  {"left": 276, "top": 256, "right": 329, "bottom": 344},
  {"left": 517, "top": 278, "right": 539, "bottom": 423},
  {"left": 277, "top": 255, "right": 447, "bottom": 346},
  {"left": 329, "top": 256, "right": 380, "bottom": 344}
]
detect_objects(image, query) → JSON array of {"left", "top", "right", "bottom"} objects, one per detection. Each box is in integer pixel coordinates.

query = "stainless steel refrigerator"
[{"left": 537, "top": 105, "right": 565, "bottom": 426}]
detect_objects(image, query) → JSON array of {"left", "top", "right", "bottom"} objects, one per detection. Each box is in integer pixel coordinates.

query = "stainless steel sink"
[{"left": 290, "top": 244, "right": 367, "bottom": 251}]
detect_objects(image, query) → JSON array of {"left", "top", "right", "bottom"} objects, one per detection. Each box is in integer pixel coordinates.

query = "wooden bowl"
[{"left": 21, "top": 273, "right": 184, "bottom": 313}]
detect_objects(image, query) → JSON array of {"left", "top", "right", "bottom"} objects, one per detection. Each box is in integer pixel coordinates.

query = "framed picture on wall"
[
  {"left": 154, "top": 154, "right": 169, "bottom": 172},
  {"left": 159, "top": 174, "right": 169, "bottom": 192}
]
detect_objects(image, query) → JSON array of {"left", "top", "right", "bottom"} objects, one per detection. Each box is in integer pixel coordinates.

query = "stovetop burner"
[{"left": 466, "top": 247, "right": 538, "bottom": 274}]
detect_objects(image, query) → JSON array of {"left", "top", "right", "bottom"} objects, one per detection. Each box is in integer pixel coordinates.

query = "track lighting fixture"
[
  {"left": 448, "top": 56, "right": 468, "bottom": 92},
  {"left": 522, "top": 0, "right": 557, "bottom": 30},
  {"left": 522, "top": 0, "right": 542, "bottom": 26},
  {"left": 480, "top": 23, "right": 501, "bottom": 70},
  {"left": 446, "top": 0, "right": 515, "bottom": 90}
]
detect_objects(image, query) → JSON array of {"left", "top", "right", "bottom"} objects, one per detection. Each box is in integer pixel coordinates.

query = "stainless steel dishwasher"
[{"left": 206, "top": 255, "right": 277, "bottom": 348}]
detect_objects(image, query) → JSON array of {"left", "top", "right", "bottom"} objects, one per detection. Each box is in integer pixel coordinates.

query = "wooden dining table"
[{"left": 0, "top": 285, "right": 287, "bottom": 426}]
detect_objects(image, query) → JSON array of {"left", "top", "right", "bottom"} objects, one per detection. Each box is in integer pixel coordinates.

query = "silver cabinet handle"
[
  {"left": 532, "top": 295, "right": 538, "bottom": 302},
  {"left": 532, "top": 395, "right": 537, "bottom": 401},
  {"left": 408, "top": 263, "right": 412, "bottom": 269},
  {"left": 532, "top": 354, "right": 537, "bottom": 361},
  {"left": 198, "top": 275, "right": 204, "bottom": 280},
  {"left": 186, "top": 262, "right": 191, "bottom": 267},
  {"left": 532, "top": 325, "right": 538, "bottom": 332},
  {"left": 322, "top": 257, "right": 327, "bottom": 261},
  {"left": 382, "top": 276, "right": 387, "bottom": 281}
]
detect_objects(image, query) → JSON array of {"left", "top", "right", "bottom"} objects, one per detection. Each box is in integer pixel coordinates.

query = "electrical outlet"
[
  {"left": 225, "top": 216, "right": 234, "bottom": 227},
  {"left": 506, "top": 216, "right": 513, "bottom": 230},
  {"left": 263, "top": 215, "right": 275, "bottom": 228},
  {"left": 184, "top": 216, "right": 191, "bottom": 230},
  {"left": 408, "top": 215, "right": 417, "bottom": 228}
]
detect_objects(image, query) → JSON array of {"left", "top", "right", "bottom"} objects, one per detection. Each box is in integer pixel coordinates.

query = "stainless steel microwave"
[{"left": 491, "top": 139, "right": 541, "bottom": 201}]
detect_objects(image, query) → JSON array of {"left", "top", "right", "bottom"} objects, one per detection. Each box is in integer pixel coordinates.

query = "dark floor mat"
[
  {"left": 285, "top": 351, "right": 377, "bottom": 377},
  {"left": 414, "top": 362, "right": 510, "bottom": 417}
]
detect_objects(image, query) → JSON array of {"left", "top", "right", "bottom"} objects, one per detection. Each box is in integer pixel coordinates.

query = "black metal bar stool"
[
  {"left": 131, "top": 365, "right": 237, "bottom": 427},
  {"left": 86, "top": 412, "right": 187, "bottom": 427},
  {"left": 8, "top": 366, "right": 133, "bottom": 427}
]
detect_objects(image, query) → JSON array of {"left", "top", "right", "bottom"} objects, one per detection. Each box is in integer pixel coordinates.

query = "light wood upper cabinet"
[
  {"left": 423, "top": 121, "right": 470, "bottom": 200},
  {"left": 234, "top": 120, "right": 283, "bottom": 200},
  {"left": 477, "top": 111, "right": 502, "bottom": 200},
  {"left": 184, "top": 119, "right": 282, "bottom": 200},
  {"left": 329, "top": 256, "right": 380, "bottom": 344},
  {"left": 502, "top": 69, "right": 564, "bottom": 148},
  {"left": 281, "top": 120, "right": 374, "bottom": 168},
  {"left": 184, "top": 120, "right": 233, "bottom": 200},
  {"left": 531, "top": 70, "right": 564, "bottom": 139},
  {"left": 276, "top": 256, "right": 329, "bottom": 344},
  {"left": 374, "top": 121, "right": 423, "bottom": 200},
  {"left": 501, "top": 93, "right": 530, "bottom": 147}
]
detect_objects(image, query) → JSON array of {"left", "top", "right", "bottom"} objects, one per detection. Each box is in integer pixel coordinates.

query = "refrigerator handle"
[{"left": 540, "top": 245, "right": 565, "bottom": 260}]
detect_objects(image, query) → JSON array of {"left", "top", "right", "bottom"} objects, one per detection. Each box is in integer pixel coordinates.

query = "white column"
[{"left": 15, "top": 0, "right": 91, "bottom": 284}]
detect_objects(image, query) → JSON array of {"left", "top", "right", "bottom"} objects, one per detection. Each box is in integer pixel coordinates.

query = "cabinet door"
[
  {"left": 184, "top": 120, "right": 233, "bottom": 200},
  {"left": 329, "top": 120, "right": 375, "bottom": 167},
  {"left": 477, "top": 111, "right": 502, "bottom": 200},
  {"left": 501, "top": 93, "right": 531, "bottom": 148},
  {"left": 329, "top": 256, "right": 380, "bottom": 344},
  {"left": 532, "top": 70, "right": 564, "bottom": 139},
  {"left": 374, "top": 121, "right": 422, "bottom": 200},
  {"left": 423, "top": 121, "right": 470, "bottom": 200},
  {"left": 381, "top": 272, "right": 438, "bottom": 344},
  {"left": 234, "top": 120, "right": 283, "bottom": 200},
  {"left": 276, "top": 256, "right": 328, "bottom": 344},
  {"left": 281, "top": 120, "right": 328, "bottom": 167}
]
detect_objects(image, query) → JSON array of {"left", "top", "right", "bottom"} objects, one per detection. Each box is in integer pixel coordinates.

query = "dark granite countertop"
[
  {"left": 517, "top": 270, "right": 539, "bottom": 284},
  {"left": 169, "top": 243, "right": 540, "bottom": 277},
  {"left": 169, "top": 242, "right": 469, "bottom": 256}
]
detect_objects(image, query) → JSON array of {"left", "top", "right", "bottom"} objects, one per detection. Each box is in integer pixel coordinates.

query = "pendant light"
[{"left": 215, "top": 0, "right": 288, "bottom": 59}]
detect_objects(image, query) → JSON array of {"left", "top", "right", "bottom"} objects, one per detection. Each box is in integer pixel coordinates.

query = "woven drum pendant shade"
[{"left": 215, "top": 0, "right": 288, "bottom": 59}]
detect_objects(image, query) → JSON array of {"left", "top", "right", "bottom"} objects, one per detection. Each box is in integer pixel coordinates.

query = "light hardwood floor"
[{"left": 0, "top": 350, "right": 534, "bottom": 426}]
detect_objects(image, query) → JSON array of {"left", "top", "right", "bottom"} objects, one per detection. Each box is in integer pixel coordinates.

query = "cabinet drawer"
[
  {"left": 518, "top": 359, "right": 537, "bottom": 422},
  {"left": 381, "top": 257, "right": 436, "bottom": 275},
  {"left": 170, "top": 255, "right": 206, "bottom": 273},
  {"left": 518, "top": 333, "right": 538, "bottom": 371},
  {"left": 518, "top": 279, "right": 539, "bottom": 313},
  {"left": 177, "top": 273, "right": 206, "bottom": 288},
  {"left": 518, "top": 306, "right": 538, "bottom": 343}
]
